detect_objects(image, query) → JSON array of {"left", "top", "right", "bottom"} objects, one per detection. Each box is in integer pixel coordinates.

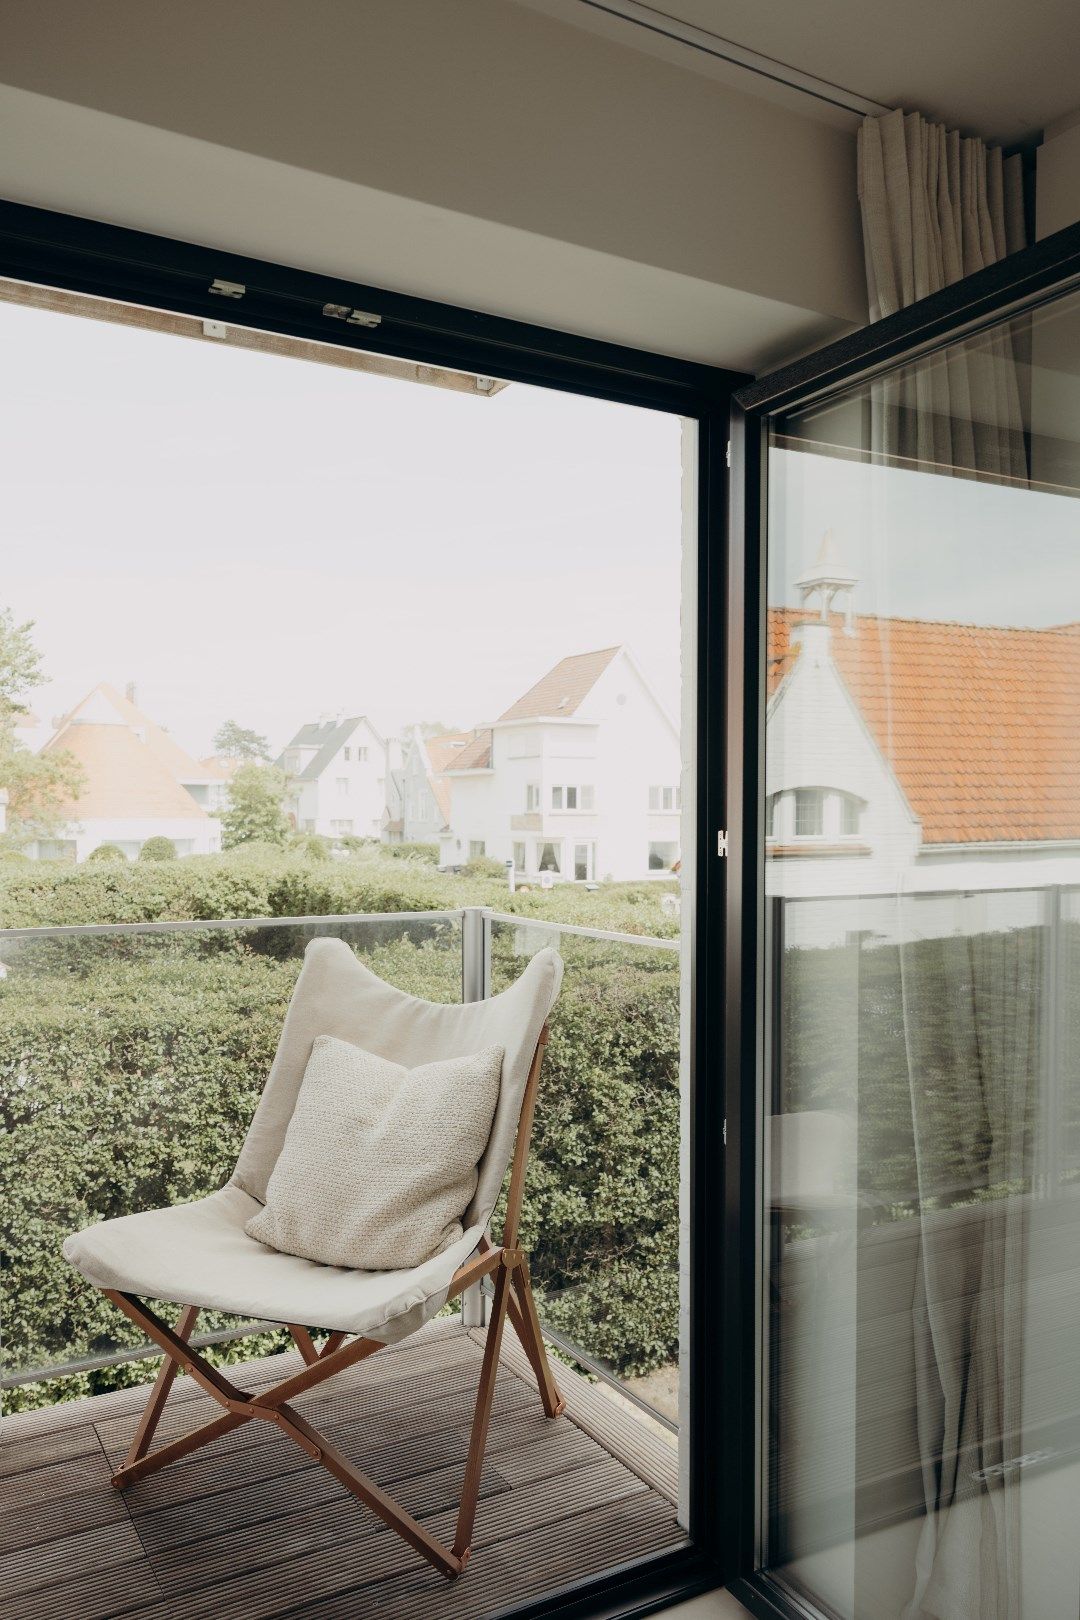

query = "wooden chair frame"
[{"left": 102, "top": 1023, "right": 563, "bottom": 1580}]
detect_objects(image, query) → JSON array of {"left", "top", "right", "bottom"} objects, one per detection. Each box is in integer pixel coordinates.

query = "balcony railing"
[{"left": 0, "top": 906, "right": 680, "bottom": 1433}]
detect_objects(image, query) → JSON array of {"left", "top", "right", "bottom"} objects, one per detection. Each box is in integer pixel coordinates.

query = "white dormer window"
[
  {"left": 357, "top": 747, "right": 368, "bottom": 762},
  {"left": 766, "top": 789, "right": 864, "bottom": 843},
  {"left": 344, "top": 747, "right": 351, "bottom": 761},
  {"left": 794, "top": 789, "right": 824, "bottom": 838}
]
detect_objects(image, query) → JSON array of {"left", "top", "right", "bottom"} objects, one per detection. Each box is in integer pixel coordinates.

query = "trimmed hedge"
[{"left": 0, "top": 875, "right": 680, "bottom": 1407}]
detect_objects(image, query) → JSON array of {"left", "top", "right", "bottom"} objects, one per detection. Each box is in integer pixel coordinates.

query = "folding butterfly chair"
[{"left": 63, "top": 937, "right": 565, "bottom": 1580}]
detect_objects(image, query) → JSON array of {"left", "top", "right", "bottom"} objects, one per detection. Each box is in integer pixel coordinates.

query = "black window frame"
[
  {"left": 0, "top": 197, "right": 745, "bottom": 1620},
  {"left": 724, "top": 215, "right": 1080, "bottom": 1620}
]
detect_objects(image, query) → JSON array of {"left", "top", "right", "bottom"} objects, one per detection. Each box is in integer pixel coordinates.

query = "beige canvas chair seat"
[
  {"left": 64, "top": 1185, "right": 487, "bottom": 1342},
  {"left": 62, "top": 937, "right": 566, "bottom": 1581}
]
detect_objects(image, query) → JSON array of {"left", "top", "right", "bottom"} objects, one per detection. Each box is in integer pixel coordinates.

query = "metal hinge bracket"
[
  {"left": 209, "top": 278, "right": 245, "bottom": 299},
  {"left": 322, "top": 303, "right": 383, "bottom": 329},
  {"left": 717, "top": 829, "right": 729, "bottom": 857}
]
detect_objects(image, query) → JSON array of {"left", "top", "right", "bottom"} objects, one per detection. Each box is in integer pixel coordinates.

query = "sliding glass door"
[{"left": 758, "top": 278, "right": 1080, "bottom": 1619}]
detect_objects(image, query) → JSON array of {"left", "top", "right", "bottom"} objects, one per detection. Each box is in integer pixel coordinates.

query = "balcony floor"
[{"left": 1, "top": 1318, "right": 684, "bottom": 1620}]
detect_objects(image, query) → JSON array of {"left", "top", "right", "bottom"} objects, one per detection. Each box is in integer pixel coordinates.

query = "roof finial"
[{"left": 794, "top": 530, "right": 858, "bottom": 634}]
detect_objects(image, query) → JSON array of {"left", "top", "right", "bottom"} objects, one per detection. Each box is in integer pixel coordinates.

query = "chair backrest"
[{"left": 231, "top": 936, "right": 563, "bottom": 1231}]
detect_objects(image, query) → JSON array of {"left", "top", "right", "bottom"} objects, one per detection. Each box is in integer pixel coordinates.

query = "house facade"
[
  {"left": 767, "top": 542, "right": 1080, "bottom": 944},
  {"left": 278, "top": 715, "right": 396, "bottom": 841},
  {"left": 440, "top": 647, "right": 681, "bottom": 883},
  {"left": 26, "top": 683, "right": 224, "bottom": 860},
  {"left": 393, "top": 729, "right": 474, "bottom": 846}
]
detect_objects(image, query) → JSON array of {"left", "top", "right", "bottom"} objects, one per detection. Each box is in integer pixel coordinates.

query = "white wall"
[{"left": 0, "top": 0, "right": 867, "bottom": 371}]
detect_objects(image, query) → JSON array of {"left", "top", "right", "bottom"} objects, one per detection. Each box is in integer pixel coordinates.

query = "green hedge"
[{"left": 0, "top": 897, "right": 679, "bottom": 1407}]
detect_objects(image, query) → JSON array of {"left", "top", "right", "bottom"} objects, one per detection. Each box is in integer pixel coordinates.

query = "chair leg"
[
  {"left": 508, "top": 1258, "right": 566, "bottom": 1419},
  {"left": 121, "top": 1302, "right": 199, "bottom": 1469},
  {"left": 453, "top": 1262, "right": 512, "bottom": 1564},
  {"left": 112, "top": 1409, "right": 251, "bottom": 1488},
  {"left": 287, "top": 1324, "right": 320, "bottom": 1365}
]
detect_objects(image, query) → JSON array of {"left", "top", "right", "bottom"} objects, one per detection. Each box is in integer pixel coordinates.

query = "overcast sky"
[
  {"left": 770, "top": 443, "right": 1079, "bottom": 627},
  {"left": 1, "top": 299, "right": 684, "bottom": 759}
]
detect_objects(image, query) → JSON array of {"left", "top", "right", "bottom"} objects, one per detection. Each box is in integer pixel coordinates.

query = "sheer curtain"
[
  {"left": 857, "top": 110, "right": 1029, "bottom": 482},
  {"left": 897, "top": 909, "right": 1039, "bottom": 1620}
]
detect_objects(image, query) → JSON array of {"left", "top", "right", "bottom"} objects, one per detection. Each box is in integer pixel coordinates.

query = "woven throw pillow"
[{"left": 245, "top": 1035, "right": 504, "bottom": 1271}]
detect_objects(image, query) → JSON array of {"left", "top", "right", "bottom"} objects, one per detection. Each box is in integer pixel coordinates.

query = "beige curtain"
[{"left": 857, "top": 110, "right": 1030, "bottom": 482}]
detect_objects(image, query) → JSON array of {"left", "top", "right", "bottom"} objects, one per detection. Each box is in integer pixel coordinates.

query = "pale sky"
[
  {"left": 770, "top": 444, "right": 1080, "bottom": 626},
  {"left": 0, "top": 298, "right": 684, "bottom": 759}
]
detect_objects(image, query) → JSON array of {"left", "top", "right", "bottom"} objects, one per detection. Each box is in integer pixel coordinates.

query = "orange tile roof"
[
  {"left": 96, "top": 685, "right": 225, "bottom": 782},
  {"left": 44, "top": 720, "right": 210, "bottom": 821},
  {"left": 447, "top": 728, "right": 493, "bottom": 772},
  {"left": 497, "top": 647, "right": 619, "bottom": 723},
  {"left": 768, "top": 610, "right": 1080, "bottom": 845}
]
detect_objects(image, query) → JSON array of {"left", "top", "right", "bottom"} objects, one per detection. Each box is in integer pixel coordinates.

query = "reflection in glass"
[{"left": 764, "top": 287, "right": 1080, "bottom": 1619}]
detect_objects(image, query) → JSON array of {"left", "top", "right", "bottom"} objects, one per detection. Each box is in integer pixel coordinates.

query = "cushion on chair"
[
  {"left": 244, "top": 1036, "right": 504, "bottom": 1270},
  {"left": 62, "top": 1185, "right": 484, "bottom": 1342},
  {"left": 232, "top": 939, "right": 563, "bottom": 1234}
]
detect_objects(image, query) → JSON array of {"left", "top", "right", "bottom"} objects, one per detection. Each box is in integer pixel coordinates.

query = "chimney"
[{"left": 125, "top": 681, "right": 137, "bottom": 705}]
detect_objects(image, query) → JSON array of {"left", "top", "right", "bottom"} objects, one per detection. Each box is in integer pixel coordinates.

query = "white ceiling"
[{"left": 524, "top": 0, "right": 1080, "bottom": 145}]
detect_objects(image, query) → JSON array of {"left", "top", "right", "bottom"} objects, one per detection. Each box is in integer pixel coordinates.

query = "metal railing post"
[{"left": 461, "top": 908, "right": 489, "bottom": 1328}]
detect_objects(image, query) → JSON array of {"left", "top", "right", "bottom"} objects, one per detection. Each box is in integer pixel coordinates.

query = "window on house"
[
  {"left": 648, "top": 841, "right": 678, "bottom": 871},
  {"left": 574, "top": 843, "right": 592, "bottom": 881},
  {"left": 840, "top": 793, "right": 861, "bottom": 835},
  {"left": 793, "top": 788, "right": 824, "bottom": 837},
  {"left": 330, "top": 819, "right": 353, "bottom": 835},
  {"left": 649, "top": 785, "right": 678, "bottom": 811},
  {"left": 526, "top": 783, "right": 540, "bottom": 812},
  {"left": 469, "top": 840, "right": 486, "bottom": 859},
  {"left": 552, "top": 786, "right": 564, "bottom": 809},
  {"left": 537, "top": 841, "right": 561, "bottom": 873},
  {"left": 513, "top": 842, "right": 526, "bottom": 872},
  {"left": 336, "top": 777, "right": 349, "bottom": 795},
  {"left": 581, "top": 785, "right": 595, "bottom": 810},
  {"left": 357, "top": 747, "right": 368, "bottom": 762},
  {"left": 343, "top": 747, "right": 351, "bottom": 761},
  {"left": 766, "top": 792, "right": 780, "bottom": 839}
]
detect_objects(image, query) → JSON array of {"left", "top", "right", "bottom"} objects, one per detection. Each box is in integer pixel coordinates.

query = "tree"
[
  {"left": 212, "top": 720, "right": 271, "bottom": 763},
  {"left": 0, "top": 608, "right": 84, "bottom": 851},
  {"left": 221, "top": 764, "right": 290, "bottom": 849}
]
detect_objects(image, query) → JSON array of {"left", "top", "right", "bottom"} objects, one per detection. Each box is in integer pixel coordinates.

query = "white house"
[
  {"left": 278, "top": 715, "right": 396, "bottom": 841},
  {"left": 26, "top": 683, "right": 224, "bottom": 860},
  {"left": 766, "top": 538, "right": 1080, "bottom": 943},
  {"left": 440, "top": 646, "right": 681, "bottom": 883},
  {"left": 391, "top": 728, "right": 475, "bottom": 846}
]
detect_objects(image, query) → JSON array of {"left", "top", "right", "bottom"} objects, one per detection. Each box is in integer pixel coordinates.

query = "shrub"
[
  {"left": 386, "top": 841, "right": 439, "bottom": 864},
  {"left": 289, "top": 832, "right": 331, "bottom": 861},
  {"left": 462, "top": 855, "right": 507, "bottom": 880},
  {"left": 138, "top": 837, "right": 176, "bottom": 862},
  {"left": 86, "top": 843, "right": 126, "bottom": 864}
]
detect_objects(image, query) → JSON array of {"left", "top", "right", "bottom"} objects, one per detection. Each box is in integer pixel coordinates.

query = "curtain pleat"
[{"left": 857, "top": 110, "right": 1030, "bottom": 485}]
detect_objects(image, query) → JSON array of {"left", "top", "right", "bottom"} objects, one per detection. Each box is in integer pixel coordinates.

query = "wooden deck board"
[{"left": 0, "top": 1319, "right": 687, "bottom": 1619}]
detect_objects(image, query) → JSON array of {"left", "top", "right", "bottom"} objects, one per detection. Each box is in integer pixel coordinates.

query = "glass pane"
[{"left": 764, "top": 284, "right": 1080, "bottom": 1620}]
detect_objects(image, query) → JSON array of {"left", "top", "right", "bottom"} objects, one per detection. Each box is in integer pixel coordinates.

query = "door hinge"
[
  {"left": 209, "top": 278, "right": 245, "bottom": 299},
  {"left": 717, "top": 829, "right": 729, "bottom": 857}
]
